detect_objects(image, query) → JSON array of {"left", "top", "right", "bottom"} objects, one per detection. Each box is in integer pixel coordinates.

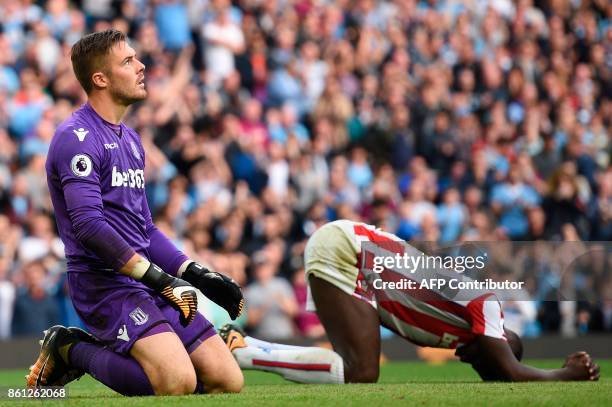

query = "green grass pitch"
[{"left": 0, "top": 360, "right": 609, "bottom": 406}]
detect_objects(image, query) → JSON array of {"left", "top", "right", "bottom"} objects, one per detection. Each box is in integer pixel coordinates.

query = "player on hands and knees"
[
  {"left": 220, "top": 220, "right": 600, "bottom": 383},
  {"left": 27, "top": 30, "right": 244, "bottom": 395}
]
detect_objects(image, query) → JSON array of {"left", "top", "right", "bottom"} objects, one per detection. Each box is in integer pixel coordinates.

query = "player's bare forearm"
[
  {"left": 467, "top": 336, "right": 599, "bottom": 382},
  {"left": 499, "top": 362, "right": 570, "bottom": 381},
  {"left": 494, "top": 356, "right": 599, "bottom": 382}
]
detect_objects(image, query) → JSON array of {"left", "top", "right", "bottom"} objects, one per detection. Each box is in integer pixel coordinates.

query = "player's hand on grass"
[
  {"left": 141, "top": 263, "right": 198, "bottom": 326},
  {"left": 182, "top": 262, "right": 244, "bottom": 320},
  {"left": 562, "top": 351, "right": 600, "bottom": 381}
]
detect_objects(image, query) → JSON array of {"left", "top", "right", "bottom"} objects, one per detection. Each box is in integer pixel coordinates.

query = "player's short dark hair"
[{"left": 71, "top": 29, "right": 126, "bottom": 94}]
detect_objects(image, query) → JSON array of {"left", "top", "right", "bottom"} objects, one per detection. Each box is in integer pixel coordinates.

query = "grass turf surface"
[{"left": 0, "top": 360, "right": 609, "bottom": 406}]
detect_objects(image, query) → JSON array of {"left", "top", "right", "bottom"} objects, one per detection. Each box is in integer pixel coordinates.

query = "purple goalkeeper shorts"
[{"left": 67, "top": 270, "right": 216, "bottom": 355}]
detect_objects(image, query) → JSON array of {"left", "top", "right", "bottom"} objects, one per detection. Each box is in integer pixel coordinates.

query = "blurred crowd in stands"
[{"left": 0, "top": 0, "right": 610, "bottom": 341}]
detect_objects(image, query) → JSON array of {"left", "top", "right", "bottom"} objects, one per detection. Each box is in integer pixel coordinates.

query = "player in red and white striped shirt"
[{"left": 221, "top": 220, "right": 599, "bottom": 383}]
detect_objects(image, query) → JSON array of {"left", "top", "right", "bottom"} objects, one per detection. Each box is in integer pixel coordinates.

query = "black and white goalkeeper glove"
[
  {"left": 181, "top": 262, "right": 244, "bottom": 320},
  {"left": 139, "top": 263, "right": 198, "bottom": 326}
]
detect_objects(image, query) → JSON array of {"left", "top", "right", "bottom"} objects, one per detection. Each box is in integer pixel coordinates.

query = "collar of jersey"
[{"left": 84, "top": 102, "right": 124, "bottom": 138}]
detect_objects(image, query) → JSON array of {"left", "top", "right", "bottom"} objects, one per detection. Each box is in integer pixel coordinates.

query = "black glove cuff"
[{"left": 140, "top": 263, "right": 172, "bottom": 291}]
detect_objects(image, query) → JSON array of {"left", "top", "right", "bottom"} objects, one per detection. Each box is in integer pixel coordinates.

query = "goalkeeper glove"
[
  {"left": 140, "top": 262, "right": 198, "bottom": 326},
  {"left": 182, "top": 262, "right": 244, "bottom": 320}
]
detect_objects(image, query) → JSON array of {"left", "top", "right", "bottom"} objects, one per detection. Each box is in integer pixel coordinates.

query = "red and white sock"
[{"left": 233, "top": 338, "right": 344, "bottom": 384}]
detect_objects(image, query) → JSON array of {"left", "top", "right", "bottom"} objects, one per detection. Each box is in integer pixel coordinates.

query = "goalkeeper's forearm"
[
  {"left": 120, "top": 254, "right": 183, "bottom": 289},
  {"left": 146, "top": 225, "right": 189, "bottom": 277},
  {"left": 72, "top": 215, "right": 137, "bottom": 271},
  {"left": 120, "top": 253, "right": 149, "bottom": 277}
]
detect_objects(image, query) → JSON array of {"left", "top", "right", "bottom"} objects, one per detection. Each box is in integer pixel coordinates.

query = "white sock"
[
  {"left": 244, "top": 336, "right": 307, "bottom": 351},
  {"left": 233, "top": 338, "right": 345, "bottom": 384}
]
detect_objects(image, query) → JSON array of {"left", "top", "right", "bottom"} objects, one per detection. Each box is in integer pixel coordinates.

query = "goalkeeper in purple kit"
[{"left": 26, "top": 30, "right": 244, "bottom": 396}]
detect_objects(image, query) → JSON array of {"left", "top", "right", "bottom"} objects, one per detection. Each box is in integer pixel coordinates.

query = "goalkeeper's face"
[{"left": 104, "top": 41, "right": 147, "bottom": 105}]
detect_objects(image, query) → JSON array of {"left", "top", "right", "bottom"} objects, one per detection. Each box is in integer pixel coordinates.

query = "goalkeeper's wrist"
[
  {"left": 131, "top": 259, "right": 172, "bottom": 291},
  {"left": 179, "top": 260, "right": 213, "bottom": 281},
  {"left": 131, "top": 258, "right": 150, "bottom": 280},
  {"left": 177, "top": 259, "right": 193, "bottom": 278}
]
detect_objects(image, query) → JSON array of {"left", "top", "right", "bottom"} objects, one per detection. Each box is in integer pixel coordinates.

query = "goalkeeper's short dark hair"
[{"left": 70, "top": 29, "right": 126, "bottom": 94}]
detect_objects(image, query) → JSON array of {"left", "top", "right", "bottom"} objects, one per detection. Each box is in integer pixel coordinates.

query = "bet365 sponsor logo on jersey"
[{"left": 111, "top": 166, "right": 145, "bottom": 189}]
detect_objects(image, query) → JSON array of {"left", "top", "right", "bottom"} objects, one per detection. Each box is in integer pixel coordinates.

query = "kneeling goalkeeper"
[{"left": 27, "top": 30, "right": 244, "bottom": 396}]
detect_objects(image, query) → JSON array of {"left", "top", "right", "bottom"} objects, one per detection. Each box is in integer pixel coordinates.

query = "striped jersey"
[{"left": 329, "top": 220, "right": 505, "bottom": 349}]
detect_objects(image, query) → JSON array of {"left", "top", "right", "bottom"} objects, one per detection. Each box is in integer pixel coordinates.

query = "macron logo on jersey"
[
  {"left": 111, "top": 166, "right": 145, "bottom": 189},
  {"left": 73, "top": 128, "right": 89, "bottom": 142}
]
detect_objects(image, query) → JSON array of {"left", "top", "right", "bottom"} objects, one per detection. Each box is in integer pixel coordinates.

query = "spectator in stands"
[
  {"left": 245, "top": 251, "right": 298, "bottom": 340},
  {"left": 202, "top": 4, "right": 245, "bottom": 89},
  {"left": 11, "top": 261, "right": 60, "bottom": 337},
  {"left": 0, "top": 258, "right": 16, "bottom": 340},
  {"left": 437, "top": 187, "right": 468, "bottom": 243},
  {"left": 292, "top": 266, "right": 324, "bottom": 338},
  {"left": 491, "top": 164, "right": 541, "bottom": 239}
]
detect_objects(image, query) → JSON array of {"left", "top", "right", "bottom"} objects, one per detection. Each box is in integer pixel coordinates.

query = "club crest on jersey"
[
  {"left": 130, "top": 141, "right": 141, "bottom": 160},
  {"left": 73, "top": 127, "right": 89, "bottom": 142},
  {"left": 129, "top": 307, "right": 149, "bottom": 326},
  {"left": 70, "top": 154, "right": 93, "bottom": 177}
]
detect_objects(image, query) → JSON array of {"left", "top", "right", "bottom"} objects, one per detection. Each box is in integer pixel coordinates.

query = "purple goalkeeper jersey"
[{"left": 46, "top": 103, "right": 187, "bottom": 274}]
